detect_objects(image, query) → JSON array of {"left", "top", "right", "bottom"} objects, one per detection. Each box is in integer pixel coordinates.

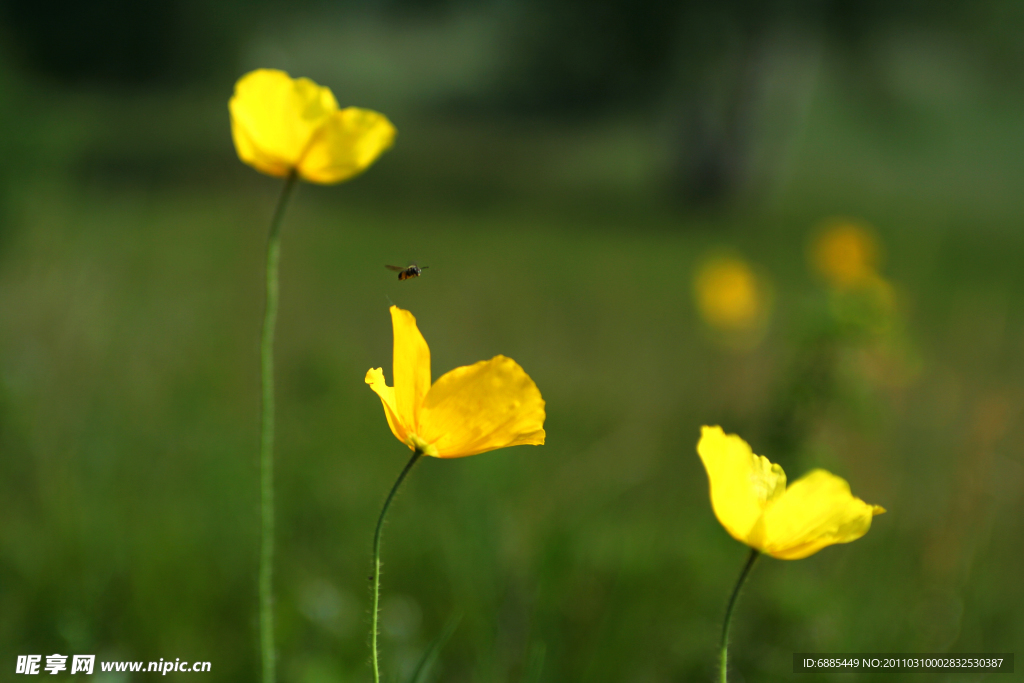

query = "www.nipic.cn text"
[{"left": 16, "top": 655, "right": 211, "bottom": 675}]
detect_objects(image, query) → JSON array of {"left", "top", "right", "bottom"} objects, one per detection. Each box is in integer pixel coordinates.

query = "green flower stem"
[
  {"left": 259, "top": 170, "right": 298, "bottom": 683},
  {"left": 371, "top": 449, "right": 423, "bottom": 683},
  {"left": 719, "top": 548, "right": 760, "bottom": 683}
]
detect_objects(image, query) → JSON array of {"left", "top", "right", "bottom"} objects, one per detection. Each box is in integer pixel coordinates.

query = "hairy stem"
[
  {"left": 260, "top": 171, "right": 297, "bottom": 683},
  {"left": 371, "top": 449, "right": 423, "bottom": 683},
  {"left": 719, "top": 548, "right": 760, "bottom": 683}
]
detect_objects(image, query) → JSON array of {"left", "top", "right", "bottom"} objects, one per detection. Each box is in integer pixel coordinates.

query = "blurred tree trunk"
[{"left": 666, "top": 27, "right": 820, "bottom": 209}]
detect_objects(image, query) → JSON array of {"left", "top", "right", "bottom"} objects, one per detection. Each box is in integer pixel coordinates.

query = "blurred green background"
[{"left": 1, "top": 1, "right": 1023, "bottom": 681}]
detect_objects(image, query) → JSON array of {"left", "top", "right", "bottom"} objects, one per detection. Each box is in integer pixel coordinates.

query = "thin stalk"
[
  {"left": 259, "top": 171, "right": 298, "bottom": 683},
  {"left": 719, "top": 548, "right": 760, "bottom": 683},
  {"left": 372, "top": 449, "right": 423, "bottom": 683}
]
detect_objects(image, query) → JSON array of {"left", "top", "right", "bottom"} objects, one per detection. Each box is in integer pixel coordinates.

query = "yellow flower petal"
[
  {"left": 697, "top": 426, "right": 786, "bottom": 544},
  {"left": 754, "top": 469, "right": 885, "bottom": 560},
  {"left": 418, "top": 355, "right": 546, "bottom": 458},
  {"left": 390, "top": 306, "right": 431, "bottom": 435},
  {"left": 230, "top": 113, "right": 292, "bottom": 178},
  {"left": 365, "top": 368, "right": 409, "bottom": 446},
  {"left": 229, "top": 69, "right": 338, "bottom": 177},
  {"left": 297, "top": 107, "right": 396, "bottom": 184}
]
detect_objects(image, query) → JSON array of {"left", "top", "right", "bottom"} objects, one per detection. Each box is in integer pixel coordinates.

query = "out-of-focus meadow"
[{"left": 1, "top": 1, "right": 1023, "bottom": 681}]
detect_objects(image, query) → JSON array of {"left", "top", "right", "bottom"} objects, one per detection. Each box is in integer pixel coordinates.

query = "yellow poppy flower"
[
  {"left": 697, "top": 426, "right": 885, "bottom": 559},
  {"left": 810, "top": 220, "right": 881, "bottom": 290},
  {"left": 229, "top": 68, "right": 395, "bottom": 184},
  {"left": 694, "top": 256, "right": 767, "bottom": 332},
  {"left": 366, "top": 306, "right": 546, "bottom": 458}
]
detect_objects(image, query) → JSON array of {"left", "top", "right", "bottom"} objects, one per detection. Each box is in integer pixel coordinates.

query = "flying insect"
[{"left": 386, "top": 264, "right": 428, "bottom": 281}]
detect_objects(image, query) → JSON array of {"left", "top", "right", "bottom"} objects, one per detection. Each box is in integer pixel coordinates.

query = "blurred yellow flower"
[
  {"left": 694, "top": 256, "right": 769, "bottom": 333},
  {"left": 366, "top": 306, "right": 546, "bottom": 458},
  {"left": 810, "top": 220, "right": 881, "bottom": 290},
  {"left": 230, "top": 69, "right": 395, "bottom": 184},
  {"left": 697, "top": 426, "right": 885, "bottom": 560}
]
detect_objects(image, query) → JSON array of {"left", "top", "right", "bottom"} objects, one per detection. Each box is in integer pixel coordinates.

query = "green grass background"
[{"left": 1, "top": 51, "right": 1023, "bottom": 682}]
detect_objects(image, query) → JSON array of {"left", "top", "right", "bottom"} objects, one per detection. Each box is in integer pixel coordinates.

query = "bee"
[{"left": 385, "top": 263, "right": 428, "bottom": 280}]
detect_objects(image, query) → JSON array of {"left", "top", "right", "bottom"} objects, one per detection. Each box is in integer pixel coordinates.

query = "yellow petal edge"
[{"left": 697, "top": 426, "right": 885, "bottom": 560}]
